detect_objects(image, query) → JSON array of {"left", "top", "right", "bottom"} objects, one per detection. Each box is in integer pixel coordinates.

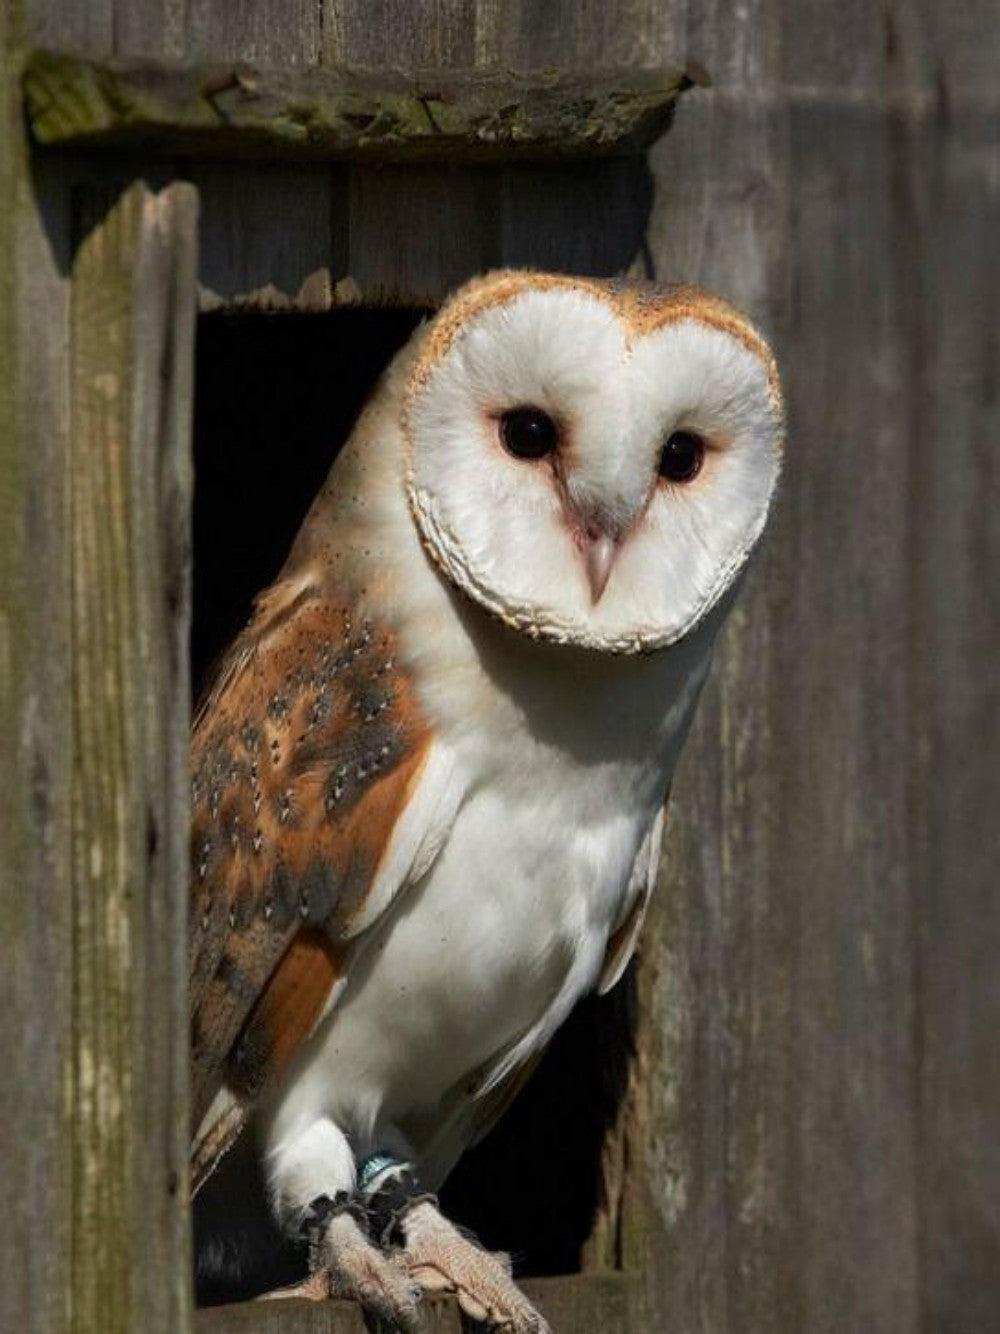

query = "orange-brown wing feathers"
[
  {"left": 226, "top": 927, "right": 342, "bottom": 1103},
  {"left": 189, "top": 579, "right": 432, "bottom": 1131}
]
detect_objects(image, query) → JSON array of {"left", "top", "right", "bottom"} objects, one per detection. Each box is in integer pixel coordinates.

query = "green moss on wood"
[{"left": 23, "top": 50, "right": 697, "bottom": 162}]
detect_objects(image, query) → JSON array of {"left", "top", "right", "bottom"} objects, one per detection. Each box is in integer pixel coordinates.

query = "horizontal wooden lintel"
[{"left": 23, "top": 51, "right": 704, "bottom": 164}]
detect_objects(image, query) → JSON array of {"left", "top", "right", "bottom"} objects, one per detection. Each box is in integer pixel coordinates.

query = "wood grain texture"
[
  {"left": 630, "top": 4, "right": 1000, "bottom": 1333},
  {"left": 903, "top": 15, "right": 1000, "bottom": 1320},
  {"left": 22, "top": 54, "right": 688, "bottom": 164},
  {"left": 470, "top": 0, "right": 686, "bottom": 71},
  {"left": 192, "top": 162, "right": 343, "bottom": 311},
  {"left": 195, "top": 1277, "right": 634, "bottom": 1333},
  {"left": 345, "top": 164, "right": 493, "bottom": 304},
  {"left": 25, "top": 0, "right": 113, "bottom": 55},
  {"left": 113, "top": 0, "right": 187, "bottom": 60},
  {"left": 68, "top": 177, "right": 197, "bottom": 1334},
  {"left": 192, "top": 154, "right": 654, "bottom": 311},
  {"left": 0, "top": 13, "right": 74, "bottom": 1334},
  {"left": 9, "top": 4, "right": 998, "bottom": 1332},
  {"left": 184, "top": 0, "right": 322, "bottom": 67},
  {"left": 197, "top": 1298, "right": 368, "bottom": 1333},
  {"left": 322, "top": 0, "right": 478, "bottom": 68}
]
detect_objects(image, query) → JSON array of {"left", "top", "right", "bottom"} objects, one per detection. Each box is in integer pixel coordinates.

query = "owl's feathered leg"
[
  {"left": 362, "top": 1158, "right": 550, "bottom": 1334},
  {"left": 261, "top": 1119, "right": 422, "bottom": 1329}
]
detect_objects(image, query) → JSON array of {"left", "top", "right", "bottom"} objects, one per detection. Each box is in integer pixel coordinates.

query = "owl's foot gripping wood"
[
  {"left": 400, "top": 1200, "right": 549, "bottom": 1333},
  {"left": 363, "top": 1160, "right": 550, "bottom": 1334},
  {"left": 265, "top": 1196, "right": 423, "bottom": 1332}
]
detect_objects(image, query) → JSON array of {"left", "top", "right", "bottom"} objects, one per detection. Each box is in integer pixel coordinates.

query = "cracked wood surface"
[{"left": 23, "top": 53, "right": 694, "bottom": 163}]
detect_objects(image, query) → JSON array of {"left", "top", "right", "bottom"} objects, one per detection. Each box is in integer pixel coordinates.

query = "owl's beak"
[{"left": 584, "top": 531, "right": 617, "bottom": 604}]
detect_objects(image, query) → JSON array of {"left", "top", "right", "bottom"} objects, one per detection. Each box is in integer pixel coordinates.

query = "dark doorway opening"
[
  {"left": 191, "top": 309, "right": 632, "bottom": 1304},
  {"left": 191, "top": 307, "right": 428, "bottom": 691}
]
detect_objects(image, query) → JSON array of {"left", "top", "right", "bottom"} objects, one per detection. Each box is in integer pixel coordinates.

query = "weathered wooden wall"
[
  {"left": 4, "top": 2, "right": 998, "bottom": 1333},
  {"left": 1, "top": 13, "right": 75, "bottom": 1334},
  {"left": 640, "top": 7, "right": 1000, "bottom": 1332},
  {"left": 2, "top": 15, "right": 197, "bottom": 1333}
]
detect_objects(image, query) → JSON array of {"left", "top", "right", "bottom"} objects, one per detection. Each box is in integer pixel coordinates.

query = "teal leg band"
[{"left": 358, "top": 1149, "right": 406, "bottom": 1192}]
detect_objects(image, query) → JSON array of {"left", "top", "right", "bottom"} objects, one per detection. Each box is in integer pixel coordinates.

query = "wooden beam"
[
  {"left": 0, "top": 11, "right": 75, "bottom": 1333},
  {"left": 22, "top": 51, "right": 699, "bottom": 162},
  {"left": 67, "top": 176, "right": 197, "bottom": 1332},
  {"left": 196, "top": 1274, "right": 636, "bottom": 1333}
]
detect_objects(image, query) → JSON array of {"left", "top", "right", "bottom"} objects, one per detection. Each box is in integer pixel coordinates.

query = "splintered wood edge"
[{"left": 23, "top": 50, "right": 705, "bottom": 163}]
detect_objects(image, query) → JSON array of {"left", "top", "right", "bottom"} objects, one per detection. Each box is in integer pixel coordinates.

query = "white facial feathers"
[{"left": 405, "top": 273, "right": 783, "bottom": 653}]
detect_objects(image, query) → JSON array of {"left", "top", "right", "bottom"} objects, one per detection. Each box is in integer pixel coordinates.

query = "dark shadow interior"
[
  {"left": 192, "top": 308, "right": 429, "bottom": 693},
  {"left": 192, "top": 310, "right": 633, "bottom": 1302}
]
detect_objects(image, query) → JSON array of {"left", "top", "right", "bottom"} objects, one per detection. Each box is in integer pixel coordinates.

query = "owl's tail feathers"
[{"left": 191, "top": 1085, "right": 248, "bottom": 1198}]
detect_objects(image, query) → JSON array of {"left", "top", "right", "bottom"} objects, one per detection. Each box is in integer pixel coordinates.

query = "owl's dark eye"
[
  {"left": 659, "top": 431, "right": 705, "bottom": 483},
  {"left": 500, "top": 407, "right": 558, "bottom": 460}
]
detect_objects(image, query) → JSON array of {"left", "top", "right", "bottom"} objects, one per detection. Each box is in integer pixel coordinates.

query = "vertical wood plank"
[
  {"left": 192, "top": 163, "right": 344, "bottom": 311},
  {"left": 640, "top": 75, "right": 928, "bottom": 1334},
  {"left": 472, "top": 0, "right": 685, "bottom": 69},
  {"left": 345, "top": 165, "right": 492, "bottom": 304},
  {"left": 0, "top": 12, "right": 74, "bottom": 1334},
  {"left": 323, "top": 0, "right": 687, "bottom": 73},
  {"left": 904, "top": 9, "right": 1000, "bottom": 1322},
  {"left": 322, "top": 0, "right": 477, "bottom": 66},
  {"left": 632, "top": 4, "right": 1000, "bottom": 1333},
  {"left": 25, "top": 0, "right": 113, "bottom": 54},
  {"left": 495, "top": 159, "right": 654, "bottom": 279},
  {"left": 184, "top": 0, "right": 321, "bottom": 65},
  {"left": 68, "top": 177, "right": 197, "bottom": 1334},
  {"left": 113, "top": 0, "right": 187, "bottom": 59}
]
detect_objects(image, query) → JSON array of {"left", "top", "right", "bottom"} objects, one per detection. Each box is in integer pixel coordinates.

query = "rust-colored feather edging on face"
[
  {"left": 401, "top": 268, "right": 783, "bottom": 655},
  {"left": 406, "top": 269, "right": 783, "bottom": 412}
]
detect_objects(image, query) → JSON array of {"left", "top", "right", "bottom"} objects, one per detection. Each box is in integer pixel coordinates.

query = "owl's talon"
[
  {"left": 456, "top": 1289, "right": 490, "bottom": 1323},
  {"left": 400, "top": 1201, "right": 549, "bottom": 1334},
  {"left": 408, "top": 1263, "right": 452, "bottom": 1292},
  {"left": 491, "top": 1250, "right": 514, "bottom": 1279},
  {"left": 310, "top": 1211, "right": 423, "bottom": 1333},
  {"left": 257, "top": 1269, "right": 332, "bottom": 1301}
]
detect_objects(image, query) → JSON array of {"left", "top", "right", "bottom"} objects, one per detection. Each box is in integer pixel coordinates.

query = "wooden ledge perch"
[
  {"left": 23, "top": 51, "right": 705, "bottom": 163},
  {"left": 195, "top": 1273, "right": 636, "bottom": 1332}
]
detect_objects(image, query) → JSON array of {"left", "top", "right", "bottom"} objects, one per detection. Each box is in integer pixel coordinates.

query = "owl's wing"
[
  {"left": 597, "top": 794, "right": 668, "bottom": 995},
  {"left": 189, "top": 574, "right": 460, "bottom": 1190}
]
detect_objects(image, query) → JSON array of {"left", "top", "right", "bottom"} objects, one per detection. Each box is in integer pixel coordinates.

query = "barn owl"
[{"left": 190, "top": 270, "right": 783, "bottom": 1331}]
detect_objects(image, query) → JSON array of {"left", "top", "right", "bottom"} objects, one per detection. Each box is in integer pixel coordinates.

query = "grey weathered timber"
[
  {"left": 195, "top": 1277, "right": 635, "bottom": 1334},
  {"left": 192, "top": 161, "right": 343, "bottom": 311},
  {"left": 24, "top": 0, "right": 689, "bottom": 69},
  {"left": 196, "top": 1294, "right": 447, "bottom": 1333},
  {"left": 184, "top": 0, "right": 322, "bottom": 68},
  {"left": 904, "top": 42, "right": 1000, "bottom": 1326},
  {"left": 632, "top": 6, "right": 1000, "bottom": 1334},
  {"left": 193, "top": 155, "right": 653, "bottom": 312},
  {"left": 66, "top": 177, "right": 198, "bottom": 1333},
  {"left": 23, "top": 53, "right": 692, "bottom": 163},
  {"left": 0, "top": 12, "right": 74, "bottom": 1334},
  {"left": 197, "top": 1300, "right": 367, "bottom": 1334},
  {"left": 3, "top": 21, "right": 199, "bottom": 1327}
]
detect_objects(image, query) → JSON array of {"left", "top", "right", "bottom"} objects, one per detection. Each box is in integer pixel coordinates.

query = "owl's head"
[{"left": 403, "top": 272, "right": 783, "bottom": 653}]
